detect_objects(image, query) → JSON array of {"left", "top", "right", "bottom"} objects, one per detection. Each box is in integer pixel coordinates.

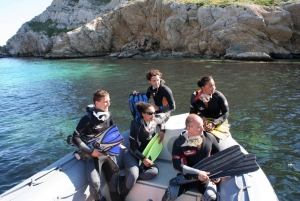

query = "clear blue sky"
[{"left": 0, "top": 0, "right": 53, "bottom": 46}]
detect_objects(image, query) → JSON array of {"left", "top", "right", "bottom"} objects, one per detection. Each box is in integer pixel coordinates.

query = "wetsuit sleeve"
[
  {"left": 211, "top": 135, "right": 221, "bottom": 155},
  {"left": 213, "top": 92, "right": 229, "bottom": 125},
  {"left": 72, "top": 115, "right": 93, "bottom": 154},
  {"left": 189, "top": 92, "right": 198, "bottom": 114},
  {"left": 172, "top": 139, "right": 200, "bottom": 175},
  {"left": 161, "top": 86, "right": 176, "bottom": 112},
  {"left": 129, "top": 123, "right": 145, "bottom": 161},
  {"left": 153, "top": 115, "right": 166, "bottom": 130},
  {"left": 146, "top": 86, "right": 151, "bottom": 100}
]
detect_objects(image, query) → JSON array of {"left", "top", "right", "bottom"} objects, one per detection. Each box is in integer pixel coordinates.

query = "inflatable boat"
[{"left": 0, "top": 113, "right": 278, "bottom": 201}]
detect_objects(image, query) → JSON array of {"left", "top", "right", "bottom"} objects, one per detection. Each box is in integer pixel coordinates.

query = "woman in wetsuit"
[
  {"left": 119, "top": 102, "right": 167, "bottom": 200},
  {"left": 133, "top": 69, "right": 176, "bottom": 143},
  {"left": 190, "top": 76, "right": 229, "bottom": 133}
]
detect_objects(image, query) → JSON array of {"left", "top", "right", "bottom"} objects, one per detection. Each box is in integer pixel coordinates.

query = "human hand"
[
  {"left": 204, "top": 123, "right": 215, "bottom": 131},
  {"left": 198, "top": 171, "right": 210, "bottom": 182},
  {"left": 152, "top": 104, "right": 159, "bottom": 111},
  {"left": 212, "top": 178, "right": 221, "bottom": 184},
  {"left": 158, "top": 131, "right": 165, "bottom": 144},
  {"left": 133, "top": 90, "right": 139, "bottom": 95},
  {"left": 91, "top": 149, "right": 103, "bottom": 157},
  {"left": 143, "top": 158, "right": 154, "bottom": 167}
]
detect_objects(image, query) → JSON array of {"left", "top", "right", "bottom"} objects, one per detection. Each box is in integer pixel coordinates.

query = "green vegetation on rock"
[{"left": 28, "top": 20, "right": 72, "bottom": 37}]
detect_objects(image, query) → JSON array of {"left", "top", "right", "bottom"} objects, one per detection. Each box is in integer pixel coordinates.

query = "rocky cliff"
[{"left": 3, "top": 0, "right": 300, "bottom": 60}]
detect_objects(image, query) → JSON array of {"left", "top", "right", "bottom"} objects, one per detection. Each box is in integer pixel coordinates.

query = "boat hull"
[{"left": 0, "top": 113, "right": 278, "bottom": 201}]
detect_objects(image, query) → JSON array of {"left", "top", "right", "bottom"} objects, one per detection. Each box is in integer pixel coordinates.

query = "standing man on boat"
[
  {"left": 162, "top": 114, "right": 220, "bottom": 201},
  {"left": 133, "top": 69, "right": 176, "bottom": 143},
  {"left": 71, "top": 89, "right": 121, "bottom": 201}
]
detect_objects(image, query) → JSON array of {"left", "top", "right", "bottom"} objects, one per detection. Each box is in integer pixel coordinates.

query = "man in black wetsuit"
[
  {"left": 72, "top": 89, "right": 121, "bottom": 201},
  {"left": 134, "top": 69, "right": 176, "bottom": 143},
  {"left": 162, "top": 114, "right": 220, "bottom": 201}
]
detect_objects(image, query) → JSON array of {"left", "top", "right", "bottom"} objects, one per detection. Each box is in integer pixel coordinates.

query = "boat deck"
[{"left": 120, "top": 113, "right": 202, "bottom": 201}]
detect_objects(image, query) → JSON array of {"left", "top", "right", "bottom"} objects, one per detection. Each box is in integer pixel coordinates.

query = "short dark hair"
[
  {"left": 146, "top": 69, "right": 162, "bottom": 81},
  {"left": 93, "top": 89, "right": 109, "bottom": 103},
  {"left": 197, "top": 76, "right": 213, "bottom": 88}
]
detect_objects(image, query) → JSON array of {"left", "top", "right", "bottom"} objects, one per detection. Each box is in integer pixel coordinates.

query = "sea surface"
[{"left": 0, "top": 57, "right": 299, "bottom": 200}]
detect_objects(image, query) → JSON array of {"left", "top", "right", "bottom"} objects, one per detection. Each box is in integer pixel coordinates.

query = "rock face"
[{"left": 5, "top": 0, "right": 300, "bottom": 60}]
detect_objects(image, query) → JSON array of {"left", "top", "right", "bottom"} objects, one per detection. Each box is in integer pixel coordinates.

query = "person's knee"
[
  {"left": 126, "top": 166, "right": 139, "bottom": 189},
  {"left": 203, "top": 181, "right": 217, "bottom": 201},
  {"left": 139, "top": 165, "right": 159, "bottom": 180},
  {"left": 162, "top": 185, "right": 179, "bottom": 201}
]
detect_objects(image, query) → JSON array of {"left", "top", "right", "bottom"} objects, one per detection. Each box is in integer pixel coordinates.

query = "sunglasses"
[{"left": 145, "top": 111, "right": 156, "bottom": 115}]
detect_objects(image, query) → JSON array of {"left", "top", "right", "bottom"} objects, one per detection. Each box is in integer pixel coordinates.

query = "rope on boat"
[
  {"left": 235, "top": 175, "right": 251, "bottom": 201},
  {"left": 54, "top": 184, "right": 87, "bottom": 201},
  {"left": 0, "top": 154, "right": 78, "bottom": 200}
]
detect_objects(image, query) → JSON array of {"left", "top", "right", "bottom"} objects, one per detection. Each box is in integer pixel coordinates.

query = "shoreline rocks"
[{"left": 3, "top": 0, "right": 300, "bottom": 61}]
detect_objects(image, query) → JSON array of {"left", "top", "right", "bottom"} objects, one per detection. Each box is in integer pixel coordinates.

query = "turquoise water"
[{"left": 0, "top": 57, "right": 299, "bottom": 200}]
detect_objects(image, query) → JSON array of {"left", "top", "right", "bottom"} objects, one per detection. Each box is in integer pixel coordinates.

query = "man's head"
[
  {"left": 146, "top": 69, "right": 162, "bottom": 89},
  {"left": 93, "top": 89, "right": 110, "bottom": 112},
  {"left": 185, "top": 114, "right": 204, "bottom": 137}
]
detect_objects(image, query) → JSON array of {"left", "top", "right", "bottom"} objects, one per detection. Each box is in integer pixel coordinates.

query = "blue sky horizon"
[{"left": 0, "top": 0, "right": 53, "bottom": 46}]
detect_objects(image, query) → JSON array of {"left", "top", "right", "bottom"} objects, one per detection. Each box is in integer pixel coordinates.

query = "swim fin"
[
  {"left": 169, "top": 145, "right": 247, "bottom": 186},
  {"left": 129, "top": 93, "right": 148, "bottom": 121},
  {"left": 210, "top": 153, "right": 259, "bottom": 179},
  {"left": 139, "top": 133, "right": 163, "bottom": 166},
  {"left": 89, "top": 125, "right": 124, "bottom": 156},
  {"left": 144, "top": 135, "right": 163, "bottom": 163}
]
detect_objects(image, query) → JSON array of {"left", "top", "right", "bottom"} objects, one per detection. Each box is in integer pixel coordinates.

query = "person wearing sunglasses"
[
  {"left": 133, "top": 69, "right": 175, "bottom": 143},
  {"left": 119, "top": 102, "right": 167, "bottom": 200}
]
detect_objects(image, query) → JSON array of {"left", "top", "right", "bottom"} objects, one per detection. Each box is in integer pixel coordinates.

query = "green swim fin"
[
  {"left": 144, "top": 136, "right": 163, "bottom": 162},
  {"left": 139, "top": 134, "right": 159, "bottom": 165}
]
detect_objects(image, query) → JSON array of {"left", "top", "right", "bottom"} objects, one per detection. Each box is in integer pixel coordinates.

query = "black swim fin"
[
  {"left": 169, "top": 145, "right": 247, "bottom": 186},
  {"left": 210, "top": 153, "right": 259, "bottom": 179}
]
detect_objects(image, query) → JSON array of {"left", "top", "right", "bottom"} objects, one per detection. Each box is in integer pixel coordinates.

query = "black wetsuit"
[
  {"left": 121, "top": 117, "right": 165, "bottom": 199},
  {"left": 162, "top": 130, "right": 220, "bottom": 201},
  {"left": 146, "top": 80, "right": 176, "bottom": 113},
  {"left": 172, "top": 131, "right": 220, "bottom": 173},
  {"left": 72, "top": 109, "right": 121, "bottom": 201},
  {"left": 190, "top": 90, "right": 229, "bottom": 126}
]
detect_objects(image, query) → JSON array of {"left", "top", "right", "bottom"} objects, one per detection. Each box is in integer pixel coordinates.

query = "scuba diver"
[
  {"left": 133, "top": 69, "right": 176, "bottom": 143},
  {"left": 71, "top": 89, "right": 122, "bottom": 201},
  {"left": 162, "top": 114, "right": 220, "bottom": 201},
  {"left": 120, "top": 102, "right": 167, "bottom": 200},
  {"left": 190, "top": 76, "right": 230, "bottom": 140}
]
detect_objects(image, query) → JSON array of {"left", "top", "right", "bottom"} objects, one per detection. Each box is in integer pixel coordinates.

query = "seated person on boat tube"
[
  {"left": 162, "top": 114, "right": 220, "bottom": 201},
  {"left": 119, "top": 102, "right": 167, "bottom": 200},
  {"left": 190, "top": 76, "right": 229, "bottom": 137},
  {"left": 133, "top": 69, "right": 176, "bottom": 142},
  {"left": 71, "top": 90, "right": 122, "bottom": 201}
]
